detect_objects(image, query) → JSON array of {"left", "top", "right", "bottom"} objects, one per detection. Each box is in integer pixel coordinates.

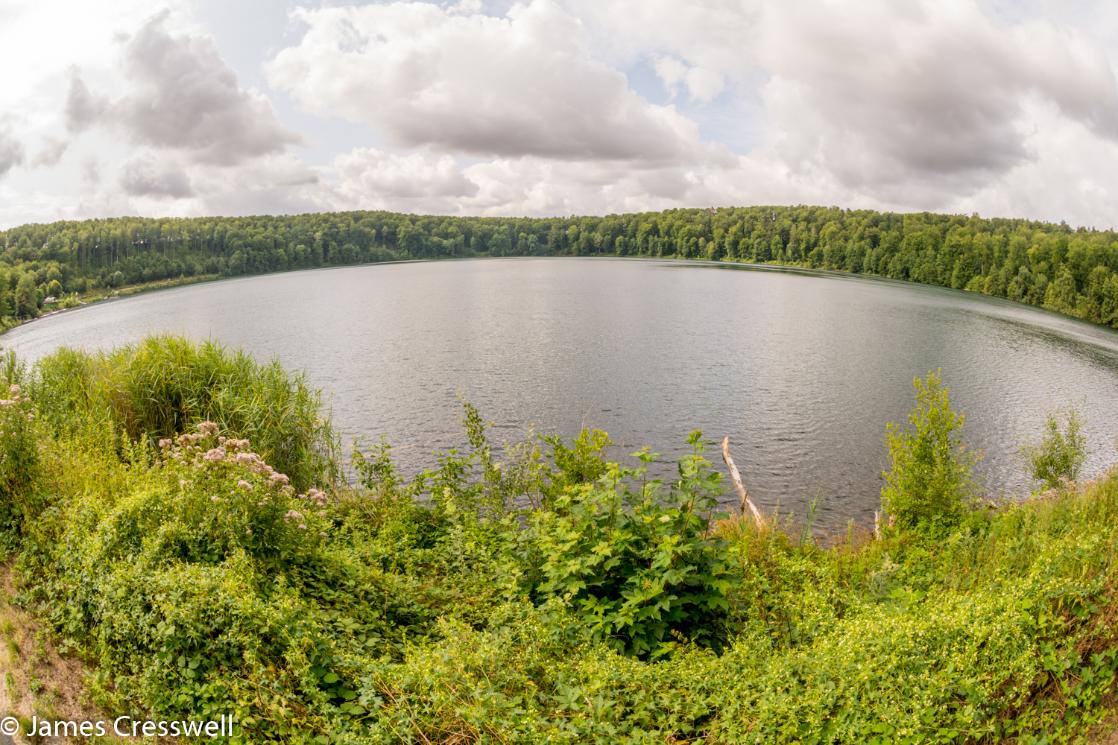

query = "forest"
[{"left": 1, "top": 205, "right": 1117, "bottom": 330}]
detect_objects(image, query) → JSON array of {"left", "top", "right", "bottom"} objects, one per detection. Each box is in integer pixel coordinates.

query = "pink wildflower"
[
  {"left": 158, "top": 438, "right": 172, "bottom": 450},
  {"left": 8, "top": 384, "right": 19, "bottom": 395},
  {"left": 302, "top": 488, "right": 328, "bottom": 506},
  {"left": 203, "top": 448, "right": 225, "bottom": 462},
  {"left": 197, "top": 421, "right": 219, "bottom": 437},
  {"left": 284, "top": 509, "right": 303, "bottom": 522},
  {"left": 269, "top": 472, "right": 290, "bottom": 486},
  {"left": 237, "top": 479, "right": 252, "bottom": 490}
]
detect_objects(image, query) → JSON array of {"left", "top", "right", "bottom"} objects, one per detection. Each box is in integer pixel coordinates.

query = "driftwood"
[{"left": 721, "top": 436, "right": 766, "bottom": 529}]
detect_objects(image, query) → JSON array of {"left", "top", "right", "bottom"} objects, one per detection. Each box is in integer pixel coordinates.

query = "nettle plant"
[{"left": 528, "top": 431, "right": 733, "bottom": 659}]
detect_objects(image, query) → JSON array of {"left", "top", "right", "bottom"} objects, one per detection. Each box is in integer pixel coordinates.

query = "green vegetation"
[
  {"left": 1024, "top": 410, "right": 1089, "bottom": 492},
  {"left": 2, "top": 205, "right": 1118, "bottom": 330},
  {"left": 0, "top": 338, "right": 1114, "bottom": 742},
  {"left": 880, "top": 371, "right": 978, "bottom": 533}
]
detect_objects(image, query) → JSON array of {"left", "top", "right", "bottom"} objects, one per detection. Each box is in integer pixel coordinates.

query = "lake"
[{"left": 4, "top": 257, "right": 1117, "bottom": 531}]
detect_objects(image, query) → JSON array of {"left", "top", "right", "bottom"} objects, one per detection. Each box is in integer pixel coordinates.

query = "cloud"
[
  {"left": 31, "top": 137, "right": 68, "bottom": 168},
  {"left": 65, "top": 71, "right": 107, "bottom": 133},
  {"left": 114, "top": 12, "right": 299, "bottom": 165},
  {"left": 192, "top": 155, "right": 321, "bottom": 216},
  {"left": 332, "top": 148, "right": 479, "bottom": 211},
  {"left": 0, "top": 128, "right": 24, "bottom": 178},
  {"left": 119, "top": 154, "right": 193, "bottom": 199},
  {"left": 6, "top": 0, "right": 1118, "bottom": 230},
  {"left": 568, "top": 0, "right": 759, "bottom": 84},
  {"left": 653, "top": 55, "right": 689, "bottom": 96},
  {"left": 754, "top": 0, "right": 1118, "bottom": 204},
  {"left": 957, "top": 97, "right": 1118, "bottom": 228},
  {"left": 267, "top": 0, "right": 703, "bottom": 163},
  {"left": 320, "top": 143, "right": 843, "bottom": 220}
]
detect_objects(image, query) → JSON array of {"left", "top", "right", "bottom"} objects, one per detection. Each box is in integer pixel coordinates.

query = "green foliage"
[
  {"left": 528, "top": 432, "right": 732, "bottom": 658},
  {"left": 3, "top": 205, "right": 1118, "bottom": 329},
  {"left": 30, "top": 336, "right": 337, "bottom": 490},
  {"left": 1023, "top": 410, "right": 1087, "bottom": 491},
  {"left": 0, "top": 381, "right": 38, "bottom": 546},
  {"left": 881, "top": 371, "right": 978, "bottom": 532},
  {"left": 1, "top": 339, "right": 1117, "bottom": 742}
]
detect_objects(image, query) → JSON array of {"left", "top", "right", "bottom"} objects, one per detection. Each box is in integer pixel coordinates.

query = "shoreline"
[{"left": 6, "top": 253, "right": 1118, "bottom": 343}]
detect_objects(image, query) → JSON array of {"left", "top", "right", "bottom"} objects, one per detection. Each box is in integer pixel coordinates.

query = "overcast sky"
[{"left": 3, "top": 0, "right": 1118, "bottom": 229}]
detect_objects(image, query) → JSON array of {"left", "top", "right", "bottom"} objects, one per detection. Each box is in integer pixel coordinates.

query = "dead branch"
[{"left": 721, "top": 436, "right": 766, "bottom": 529}]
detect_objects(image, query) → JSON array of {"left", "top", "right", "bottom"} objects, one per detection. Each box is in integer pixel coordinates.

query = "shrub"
[
  {"left": 1023, "top": 410, "right": 1087, "bottom": 491},
  {"left": 881, "top": 371, "right": 978, "bottom": 532},
  {"left": 528, "top": 432, "right": 732, "bottom": 658}
]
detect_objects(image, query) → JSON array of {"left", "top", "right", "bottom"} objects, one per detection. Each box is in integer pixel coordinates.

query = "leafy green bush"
[
  {"left": 1023, "top": 410, "right": 1087, "bottom": 491},
  {"left": 881, "top": 370, "right": 978, "bottom": 532},
  {"left": 528, "top": 432, "right": 732, "bottom": 658}
]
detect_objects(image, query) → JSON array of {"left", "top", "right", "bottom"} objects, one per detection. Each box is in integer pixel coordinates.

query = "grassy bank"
[{"left": 0, "top": 337, "right": 1114, "bottom": 742}]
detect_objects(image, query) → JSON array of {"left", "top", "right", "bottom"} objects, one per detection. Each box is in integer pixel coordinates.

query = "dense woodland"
[{"left": 1, "top": 205, "right": 1117, "bottom": 329}]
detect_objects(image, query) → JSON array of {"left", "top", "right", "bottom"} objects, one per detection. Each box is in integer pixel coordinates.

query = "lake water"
[{"left": 4, "top": 257, "right": 1117, "bottom": 530}]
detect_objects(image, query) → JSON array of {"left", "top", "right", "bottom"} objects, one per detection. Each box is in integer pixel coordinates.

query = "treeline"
[{"left": 2, "top": 205, "right": 1117, "bottom": 328}]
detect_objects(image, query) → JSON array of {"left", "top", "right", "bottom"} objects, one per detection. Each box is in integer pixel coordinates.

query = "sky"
[{"left": 3, "top": 0, "right": 1118, "bottom": 229}]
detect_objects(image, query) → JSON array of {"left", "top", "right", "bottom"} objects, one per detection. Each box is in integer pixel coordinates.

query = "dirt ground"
[{"left": 0, "top": 564, "right": 129, "bottom": 745}]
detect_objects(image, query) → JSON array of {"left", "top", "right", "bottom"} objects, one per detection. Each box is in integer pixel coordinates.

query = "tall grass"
[{"left": 29, "top": 336, "right": 338, "bottom": 490}]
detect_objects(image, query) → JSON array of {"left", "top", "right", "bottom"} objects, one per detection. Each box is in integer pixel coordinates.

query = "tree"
[
  {"left": 1022, "top": 411, "right": 1086, "bottom": 491},
  {"left": 14, "top": 273, "right": 39, "bottom": 319},
  {"left": 881, "top": 371, "right": 977, "bottom": 532}
]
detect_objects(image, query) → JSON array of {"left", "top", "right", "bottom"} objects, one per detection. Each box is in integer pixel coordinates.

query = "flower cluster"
[
  {"left": 0, "top": 383, "right": 24, "bottom": 408},
  {"left": 156, "top": 420, "right": 332, "bottom": 539},
  {"left": 301, "top": 487, "right": 329, "bottom": 507},
  {"left": 0, "top": 383, "right": 35, "bottom": 446},
  {"left": 160, "top": 421, "right": 294, "bottom": 488}
]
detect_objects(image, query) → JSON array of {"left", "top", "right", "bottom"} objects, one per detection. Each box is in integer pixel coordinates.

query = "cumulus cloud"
[
  {"left": 957, "top": 98, "right": 1118, "bottom": 228},
  {"left": 755, "top": 0, "right": 1118, "bottom": 204},
  {"left": 31, "top": 137, "right": 68, "bottom": 168},
  {"left": 0, "top": 128, "right": 24, "bottom": 179},
  {"left": 192, "top": 155, "right": 322, "bottom": 216},
  {"left": 6, "top": 0, "right": 1118, "bottom": 229},
  {"left": 569, "top": 0, "right": 758, "bottom": 83},
  {"left": 321, "top": 144, "right": 838, "bottom": 219},
  {"left": 267, "top": 0, "right": 703, "bottom": 163},
  {"left": 115, "top": 13, "right": 299, "bottom": 165},
  {"left": 332, "top": 148, "right": 479, "bottom": 211},
  {"left": 65, "top": 71, "right": 107, "bottom": 133},
  {"left": 652, "top": 55, "right": 724, "bottom": 103},
  {"left": 119, "top": 155, "right": 193, "bottom": 199}
]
